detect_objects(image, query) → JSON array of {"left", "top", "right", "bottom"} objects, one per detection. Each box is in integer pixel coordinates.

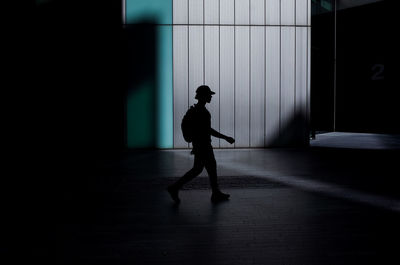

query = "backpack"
[{"left": 181, "top": 105, "right": 196, "bottom": 143}]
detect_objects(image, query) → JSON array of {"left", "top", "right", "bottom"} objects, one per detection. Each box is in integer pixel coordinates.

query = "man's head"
[{"left": 195, "top": 85, "right": 215, "bottom": 103}]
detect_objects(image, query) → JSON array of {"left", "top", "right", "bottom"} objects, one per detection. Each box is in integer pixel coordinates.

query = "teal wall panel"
[
  {"left": 156, "top": 26, "right": 173, "bottom": 148},
  {"left": 127, "top": 80, "right": 155, "bottom": 148},
  {"left": 126, "top": 1, "right": 173, "bottom": 148},
  {"left": 126, "top": 0, "right": 172, "bottom": 24}
]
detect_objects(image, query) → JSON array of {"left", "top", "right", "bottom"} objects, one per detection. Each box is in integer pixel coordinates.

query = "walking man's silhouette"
[{"left": 167, "top": 85, "right": 235, "bottom": 203}]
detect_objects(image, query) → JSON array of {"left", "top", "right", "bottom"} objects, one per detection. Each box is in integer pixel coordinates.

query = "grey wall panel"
[
  {"left": 205, "top": 0, "right": 219, "bottom": 24},
  {"left": 172, "top": 1, "right": 310, "bottom": 149},
  {"left": 235, "top": 26, "right": 250, "bottom": 147},
  {"left": 265, "top": 0, "right": 280, "bottom": 25},
  {"left": 281, "top": 0, "right": 295, "bottom": 25},
  {"left": 219, "top": 26, "right": 235, "bottom": 148},
  {"left": 296, "top": 0, "right": 308, "bottom": 25},
  {"left": 188, "top": 25, "right": 204, "bottom": 107},
  {"left": 189, "top": 0, "right": 204, "bottom": 24},
  {"left": 295, "top": 27, "right": 307, "bottom": 117},
  {"left": 265, "top": 27, "right": 280, "bottom": 145},
  {"left": 296, "top": 27, "right": 308, "bottom": 141},
  {"left": 173, "top": 0, "right": 188, "bottom": 24},
  {"left": 188, "top": 25, "right": 204, "bottom": 150},
  {"left": 173, "top": 26, "right": 189, "bottom": 148},
  {"left": 220, "top": 0, "right": 234, "bottom": 24},
  {"left": 250, "top": 26, "right": 265, "bottom": 147},
  {"left": 235, "top": 0, "right": 250, "bottom": 25},
  {"left": 205, "top": 26, "right": 220, "bottom": 147},
  {"left": 250, "top": 0, "right": 265, "bottom": 25},
  {"left": 280, "top": 27, "right": 295, "bottom": 133},
  {"left": 307, "top": 27, "right": 311, "bottom": 126}
]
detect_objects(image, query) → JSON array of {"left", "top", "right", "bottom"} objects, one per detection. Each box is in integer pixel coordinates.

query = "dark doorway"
[{"left": 311, "top": 0, "right": 393, "bottom": 134}]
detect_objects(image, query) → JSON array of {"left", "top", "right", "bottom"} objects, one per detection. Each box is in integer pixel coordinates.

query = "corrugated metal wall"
[{"left": 173, "top": 0, "right": 311, "bottom": 148}]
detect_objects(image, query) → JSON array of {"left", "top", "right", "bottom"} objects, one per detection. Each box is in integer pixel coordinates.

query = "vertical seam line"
[
  {"left": 264, "top": 0, "right": 266, "bottom": 147},
  {"left": 234, "top": 0, "right": 236, "bottom": 148},
  {"left": 279, "top": 0, "right": 281, "bottom": 136},
  {"left": 294, "top": 0, "right": 297, "bottom": 118},
  {"left": 249, "top": 1, "right": 251, "bottom": 147},
  {"left": 172, "top": 0, "right": 174, "bottom": 148},
  {"left": 218, "top": 0, "right": 221, "bottom": 147},
  {"left": 306, "top": 0, "right": 309, "bottom": 137},
  {"left": 203, "top": 0, "right": 205, "bottom": 84},
  {"left": 187, "top": 1, "right": 190, "bottom": 148}
]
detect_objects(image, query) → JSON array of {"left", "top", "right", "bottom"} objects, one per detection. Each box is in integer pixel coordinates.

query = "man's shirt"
[{"left": 192, "top": 104, "right": 212, "bottom": 145}]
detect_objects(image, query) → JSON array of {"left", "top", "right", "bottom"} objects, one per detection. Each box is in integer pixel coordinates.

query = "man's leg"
[
  {"left": 203, "top": 148, "right": 230, "bottom": 202},
  {"left": 203, "top": 149, "right": 219, "bottom": 193},
  {"left": 167, "top": 155, "right": 204, "bottom": 203},
  {"left": 174, "top": 155, "right": 204, "bottom": 189}
]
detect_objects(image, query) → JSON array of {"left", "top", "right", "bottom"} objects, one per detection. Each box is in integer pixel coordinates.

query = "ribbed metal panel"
[
  {"left": 281, "top": 0, "right": 295, "bottom": 25},
  {"left": 296, "top": 0, "right": 308, "bottom": 26},
  {"left": 204, "top": 0, "right": 219, "bottom": 24},
  {"left": 235, "top": 26, "right": 250, "bottom": 147},
  {"left": 265, "top": 0, "right": 280, "bottom": 25},
  {"left": 205, "top": 26, "right": 220, "bottom": 147},
  {"left": 188, "top": 25, "right": 204, "bottom": 107},
  {"left": 189, "top": 0, "right": 203, "bottom": 24},
  {"left": 265, "top": 27, "right": 280, "bottom": 145},
  {"left": 171, "top": 1, "right": 311, "bottom": 148},
  {"left": 235, "top": 0, "right": 250, "bottom": 25},
  {"left": 307, "top": 27, "right": 311, "bottom": 127},
  {"left": 219, "top": 26, "right": 235, "bottom": 148},
  {"left": 220, "top": 0, "right": 234, "bottom": 25},
  {"left": 280, "top": 27, "right": 295, "bottom": 133},
  {"left": 173, "top": 26, "right": 189, "bottom": 148},
  {"left": 250, "top": 0, "right": 265, "bottom": 25},
  {"left": 250, "top": 26, "right": 265, "bottom": 147},
  {"left": 296, "top": 27, "right": 308, "bottom": 141},
  {"left": 296, "top": 27, "right": 307, "bottom": 116},
  {"left": 173, "top": 0, "right": 188, "bottom": 24}
]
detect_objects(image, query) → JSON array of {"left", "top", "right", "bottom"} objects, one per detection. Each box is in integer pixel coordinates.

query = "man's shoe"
[
  {"left": 167, "top": 186, "right": 180, "bottom": 203},
  {"left": 211, "top": 191, "right": 230, "bottom": 203}
]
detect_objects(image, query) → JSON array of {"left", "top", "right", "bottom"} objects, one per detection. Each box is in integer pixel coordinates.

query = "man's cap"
[{"left": 196, "top": 85, "right": 215, "bottom": 95}]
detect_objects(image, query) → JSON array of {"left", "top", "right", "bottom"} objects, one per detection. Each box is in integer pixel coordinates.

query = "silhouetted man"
[{"left": 167, "top": 85, "right": 235, "bottom": 203}]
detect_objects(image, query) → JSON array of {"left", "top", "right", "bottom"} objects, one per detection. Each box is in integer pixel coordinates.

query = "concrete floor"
[
  {"left": 18, "top": 133, "right": 400, "bottom": 264},
  {"left": 311, "top": 132, "right": 400, "bottom": 150}
]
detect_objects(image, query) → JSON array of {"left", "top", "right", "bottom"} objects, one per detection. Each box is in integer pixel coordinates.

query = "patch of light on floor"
[
  {"left": 310, "top": 132, "right": 400, "bottom": 150},
  {"left": 222, "top": 161, "right": 400, "bottom": 213}
]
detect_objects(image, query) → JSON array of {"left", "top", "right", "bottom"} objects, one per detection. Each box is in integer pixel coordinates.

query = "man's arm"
[{"left": 210, "top": 128, "right": 235, "bottom": 144}]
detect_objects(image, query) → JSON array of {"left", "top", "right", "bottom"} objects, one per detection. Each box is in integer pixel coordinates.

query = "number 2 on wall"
[{"left": 371, "top": 64, "right": 384, "bottom": 81}]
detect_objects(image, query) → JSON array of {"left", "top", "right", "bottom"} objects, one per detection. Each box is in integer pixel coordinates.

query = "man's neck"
[{"left": 196, "top": 100, "right": 207, "bottom": 107}]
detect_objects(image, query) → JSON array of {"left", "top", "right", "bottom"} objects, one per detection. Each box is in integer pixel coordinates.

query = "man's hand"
[{"left": 225, "top": 136, "right": 235, "bottom": 144}]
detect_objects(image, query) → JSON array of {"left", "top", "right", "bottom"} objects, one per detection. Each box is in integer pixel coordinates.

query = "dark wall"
[
  {"left": 336, "top": 2, "right": 393, "bottom": 133},
  {"left": 33, "top": 0, "right": 125, "bottom": 157},
  {"left": 29, "top": 0, "right": 126, "bottom": 212},
  {"left": 4, "top": 1, "right": 127, "bottom": 263},
  {"left": 311, "top": 1, "right": 395, "bottom": 134},
  {"left": 311, "top": 8, "right": 335, "bottom": 132}
]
